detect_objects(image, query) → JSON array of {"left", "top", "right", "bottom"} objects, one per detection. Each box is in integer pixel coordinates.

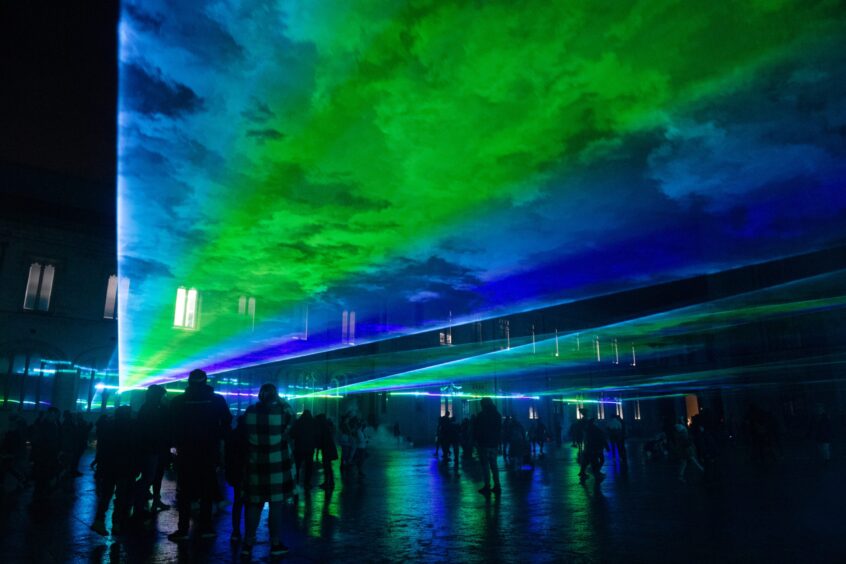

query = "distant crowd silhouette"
[{"left": 0, "top": 369, "right": 837, "bottom": 561}]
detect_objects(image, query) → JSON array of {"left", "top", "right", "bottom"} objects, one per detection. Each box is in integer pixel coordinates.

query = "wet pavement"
[{"left": 1, "top": 442, "right": 845, "bottom": 563}]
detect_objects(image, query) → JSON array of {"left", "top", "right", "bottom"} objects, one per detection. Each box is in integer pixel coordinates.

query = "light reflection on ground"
[{"left": 1, "top": 443, "right": 845, "bottom": 562}]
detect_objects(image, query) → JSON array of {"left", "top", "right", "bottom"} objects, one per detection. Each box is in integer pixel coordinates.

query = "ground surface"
[{"left": 1, "top": 442, "right": 844, "bottom": 563}]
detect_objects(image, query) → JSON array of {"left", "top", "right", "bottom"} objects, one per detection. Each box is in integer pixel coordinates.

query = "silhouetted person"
[
  {"left": 571, "top": 410, "right": 588, "bottom": 477},
  {"left": 292, "top": 409, "right": 317, "bottom": 489},
  {"left": 167, "top": 369, "right": 232, "bottom": 542},
  {"left": 242, "top": 384, "right": 295, "bottom": 558},
  {"left": 1, "top": 414, "right": 28, "bottom": 490},
  {"left": 502, "top": 416, "right": 513, "bottom": 461},
  {"left": 475, "top": 398, "right": 502, "bottom": 495},
  {"left": 509, "top": 418, "right": 530, "bottom": 467},
  {"left": 315, "top": 414, "right": 337, "bottom": 489},
  {"left": 225, "top": 414, "right": 248, "bottom": 543},
  {"left": 60, "top": 410, "right": 78, "bottom": 478},
  {"left": 31, "top": 407, "right": 61, "bottom": 499},
  {"left": 674, "top": 418, "right": 703, "bottom": 483},
  {"left": 580, "top": 417, "right": 608, "bottom": 484},
  {"left": 446, "top": 416, "right": 461, "bottom": 463},
  {"left": 72, "top": 413, "right": 92, "bottom": 478},
  {"left": 90, "top": 406, "right": 136, "bottom": 536},
  {"left": 339, "top": 410, "right": 359, "bottom": 476},
  {"left": 553, "top": 414, "right": 563, "bottom": 447},
  {"left": 693, "top": 418, "right": 720, "bottom": 484},
  {"left": 606, "top": 414, "right": 627, "bottom": 471},
  {"left": 437, "top": 412, "right": 452, "bottom": 460},
  {"left": 353, "top": 418, "right": 368, "bottom": 479},
  {"left": 134, "top": 384, "right": 169, "bottom": 518},
  {"left": 460, "top": 418, "right": 473, "bottom": 459},
  {"left": 808, "top": 404, "right": 833, "bottom": 465},
  {"left": 531, "top": 417, "right": 549, "bottom": 457},
  {"left": 392, "top": 421, "right": 401, "bottom": 446}
]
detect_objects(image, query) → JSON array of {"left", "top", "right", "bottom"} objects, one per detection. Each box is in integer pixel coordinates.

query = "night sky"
[
  {"left": 0, "top": 1, "right": 119, "bottom": 213},
  {"left": 1, "top": 2, "right": 844, "bottom": 387},
  {"left": 114, "top": 0, "right": 846, "bottom": 385}
]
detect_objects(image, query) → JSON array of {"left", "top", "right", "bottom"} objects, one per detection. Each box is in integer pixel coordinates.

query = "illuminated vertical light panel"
[
  {"left": 23, "top": 263, "right": 41, "bottom": 310},
  {"left": 173, "top": 287, "right": 186, "bottom": 328},
  {"left": 38, "top": 265, "right": 55, "bottom": 311},
  {"left": 104, "top": 275, "right": 118, "bottom": 319},
  {"left": 118, "top": 1, "right": 846, "bottom": 388},
  {"left": 185, "top": 288, "right": 199, "bottom": 329}
]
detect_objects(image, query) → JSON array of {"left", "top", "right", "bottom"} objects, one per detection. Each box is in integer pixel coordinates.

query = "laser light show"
[{"left": 117, "top": 0, "right": 846, "bottom": 390}]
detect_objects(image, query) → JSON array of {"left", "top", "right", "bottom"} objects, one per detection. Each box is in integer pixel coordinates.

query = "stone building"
[{"left": 0, "top": 165, "right": 118, "bottom": 414}]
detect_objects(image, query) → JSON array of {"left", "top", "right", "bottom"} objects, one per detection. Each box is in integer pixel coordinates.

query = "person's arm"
[
  {"left": 166, "top": 400, "right": 177, "bottom": 448},
  {"left": 281, "top": 405, "right": 293, "bottom": 441},
  {"left": 221, "top": 399, "right": 233, "bottom": 440}
]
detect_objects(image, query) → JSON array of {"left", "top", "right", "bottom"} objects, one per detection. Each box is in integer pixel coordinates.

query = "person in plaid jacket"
[{"left": 241, "top": 383, "right": 295, "bottom": 557}]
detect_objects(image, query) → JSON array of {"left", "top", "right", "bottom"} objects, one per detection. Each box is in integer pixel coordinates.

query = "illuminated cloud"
[
  {"left": 118, "top": 0, "right": 846, "bottom": 387},
  {"left": 121, "top": 63, "right": 203, "bottom": 117}
]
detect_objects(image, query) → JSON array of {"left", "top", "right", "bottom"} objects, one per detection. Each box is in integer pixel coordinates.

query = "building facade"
[{"left": 0, "top": 169, "right": 118, "bottom": 415}]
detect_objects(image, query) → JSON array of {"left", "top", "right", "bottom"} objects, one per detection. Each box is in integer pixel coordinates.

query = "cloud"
[
  {"left": 119, "top": 256, "right": 173, "bottom": 282},
  {"left": 648, "top": 120, "right": 835, "bottom": 209},
  {"left": 408, "top": 290, "right": 439, "bottom": 303},
  {"left": 125, "top": 4, "right": 164, "bottom": 33},
  {"left": 313, "top": 255, "right": 484, "bottom": 317},
  {"left": 241, "top": 98, "right": 275, "bottom": 123},
  {"left": 246, "top": 128, "right": 284, "bottom": 141},
  {"left": 173, "top": 12, "right": 244, "bottom": 65},
  {"left": 121, "top": 63, "right": 203, "bottom": 117},
  {"left": 648, "top": 51, "right": 846, "bottom": 210},
  {"left": 125, "top": 0, "right": 244, "bottom": 67}
]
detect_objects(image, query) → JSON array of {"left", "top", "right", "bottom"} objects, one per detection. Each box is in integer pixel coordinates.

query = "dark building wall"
[{"left": 0, "top": 206, "right": 117, "bottom": 413}]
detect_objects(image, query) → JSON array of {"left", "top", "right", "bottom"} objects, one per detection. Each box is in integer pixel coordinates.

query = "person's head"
[
  {"left": 480, "top": 397, "right": 495, "bottom": 411},
  {"left": 188, "top": 369, "right": 207, "bottom": 386},
  {"left": 445, "top": 411, "right": 450, "bottom": 418},
  {"left": 47, "top": 407, "right": 60, "bottom": 422},
  {"left": 301, "top": 409, "right": 313, "bottom": 421},
  {"left": 115, "top": 405, "right": 132, "bottom": 421},
  {"left": 258, "top": 383, "right": 279, "bottom": 405},
  {"left": 146, "top": 384, "right": 166, "bottom": 404}
]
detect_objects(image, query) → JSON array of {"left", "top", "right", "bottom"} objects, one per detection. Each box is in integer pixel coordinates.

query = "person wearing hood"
[{"left": 167, "top": 369, "right": 232, "bottom": 542}]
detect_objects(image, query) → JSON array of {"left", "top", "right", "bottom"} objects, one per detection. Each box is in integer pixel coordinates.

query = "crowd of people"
[
  {"left": 87, "top": 370, "right": 353, "bottom": 559},
  {"left": 434, "top": 399, "right": 579, "bottom": 493},
  {"left": 0, "top": 408, "right": 91, "bottom": 498},
  {"left": 0, "top": 370, "right": 349, "bottom": 560},
  {"left": 435, "top": 409, "right": 560, "bottom": 468},
  {"left": 1, "top": 376, "right": 840, "bottom": 560},
  {"left": 433, "top": 400, "right": 835, "bottom": 494}
]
